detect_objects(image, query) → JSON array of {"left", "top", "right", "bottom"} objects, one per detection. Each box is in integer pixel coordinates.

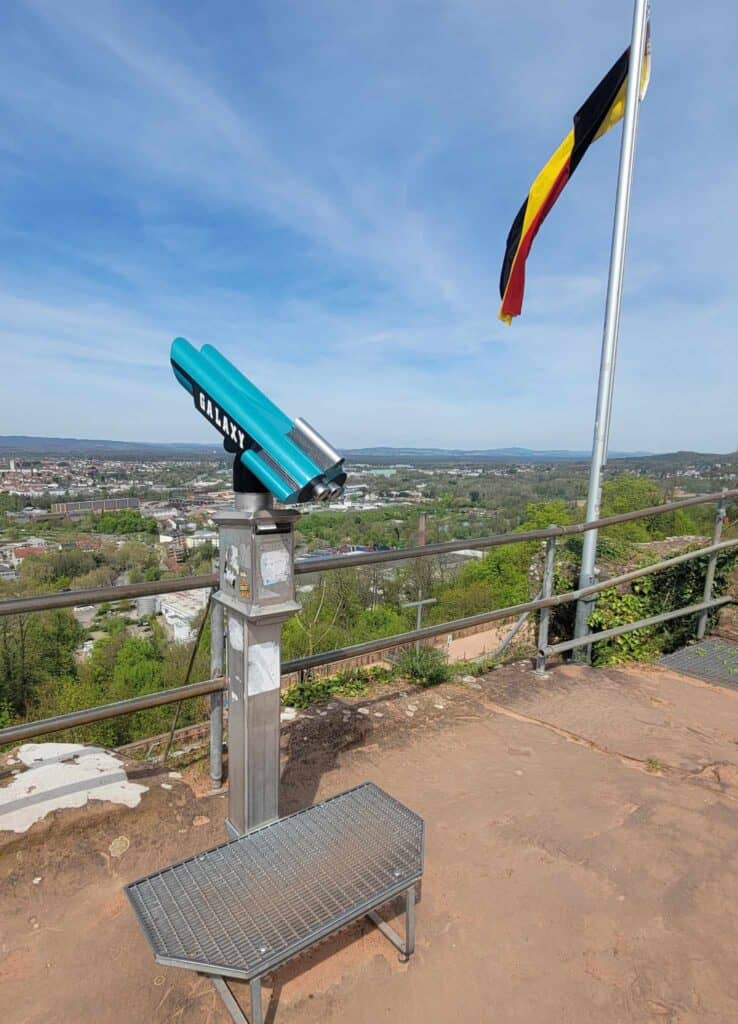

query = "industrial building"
[{"left": 50, "top": 497, "right": 140, "bottom": 515}]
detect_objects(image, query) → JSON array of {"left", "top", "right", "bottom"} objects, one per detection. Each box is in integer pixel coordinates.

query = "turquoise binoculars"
[{"left": 171, "top": 338, "right": 346, "bottom": 503}]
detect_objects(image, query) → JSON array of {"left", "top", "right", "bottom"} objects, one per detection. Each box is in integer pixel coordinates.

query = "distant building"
[
  {"left": 444, "top": 549, "right": 485, "bottom": 565},
  {"left": 11, "top": 545, "right": 50, "bottom": 566},
  {"left": 75, "top": 538, "right": 104, "bottom": 551},
  {"left": 184, "top": 530, "right": 218, "bottom": 550},
  {"left": 158, "top": 590, "right": 210, "bottom": 643},
  {"left": 135, "top": 595, "right": 158, "bottom": 617},
  {"left": 50, "top": 497, "right": 140, "bottom": 515}
]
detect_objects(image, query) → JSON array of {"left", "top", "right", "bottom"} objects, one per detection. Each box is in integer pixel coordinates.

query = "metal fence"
[{"left": 1, "top": 488, "right": 736, "bottom": 785}]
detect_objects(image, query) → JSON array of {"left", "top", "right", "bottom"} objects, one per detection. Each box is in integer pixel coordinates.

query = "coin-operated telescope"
[
  {"left": 170, "top": 338, "right": 346, "bottom": 503},
  {"left": 170, "top": 338, "right": 346, "bottom": 837}
]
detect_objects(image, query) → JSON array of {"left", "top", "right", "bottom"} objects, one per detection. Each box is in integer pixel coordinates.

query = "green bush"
[
  {"left": 637, "top": 549, "right": 738, "bottom": 652},
  {"left": 587, "top": 588, "right": 661, "bottom": 666},
  {"left": 395, "top": 646, "right": 451, "bottom": 686},
  {"left": 587, "top": 547, "right": 738, "bottom": 666},
  {"left": 92, "top": 510, "right": 158, "bottom": 535}
]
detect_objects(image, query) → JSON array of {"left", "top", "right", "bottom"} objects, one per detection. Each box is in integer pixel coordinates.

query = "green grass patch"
[
  {"left": 281, "top": 665, "right": 395, "bottom": 708},
  {"left": 394, "top": 646, "right": 452, "bottom": 687}
]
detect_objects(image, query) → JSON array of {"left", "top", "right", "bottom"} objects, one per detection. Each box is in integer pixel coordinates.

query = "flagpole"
[{"left": 572, "top": 0, "right": 650, "bottom": 654}]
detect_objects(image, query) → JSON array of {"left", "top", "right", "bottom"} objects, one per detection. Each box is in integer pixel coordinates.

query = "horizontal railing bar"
[
  {"left": 0, "top": 573, "right": 219, "bottom": 618},
  {"left": 576, "top": 538, "right": 738, "bottom": 596},
  {"left": 295, "top": 489, "right": 738, "bottom": 573},
  {"left": 1, "top": 489, "right": 735, "bottom": 619},
  {"left": 282, "top": 538, "right": 738, "bottom": 674},
  {"left": 0, "top": 676, "right": 225, "bottom": 746},
  {"left": 543, "top": 597, "right": 732, "bottom": 657},
  {"left": 4, "top": 535, "right": 737, "bottom": 745},
  {"left": 280, "top": 607, "right": 536, "bottom": 674}
]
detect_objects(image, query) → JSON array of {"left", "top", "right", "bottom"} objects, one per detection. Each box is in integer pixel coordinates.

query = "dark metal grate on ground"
[
  {"left": 126, "top": 782, "right": 424, "bottom": 981},
  {"left": 660, "top": 638, "right": 738, "bottom": 691}
]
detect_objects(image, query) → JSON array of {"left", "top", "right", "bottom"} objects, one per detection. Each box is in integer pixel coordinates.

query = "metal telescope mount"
[{"left": 170, "top": 338, "right": 346, "bottom": 837}]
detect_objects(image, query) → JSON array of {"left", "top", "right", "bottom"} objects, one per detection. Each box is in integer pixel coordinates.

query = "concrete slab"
[{"left": 0, "top": 744, "right": 148, "bottom": 834}]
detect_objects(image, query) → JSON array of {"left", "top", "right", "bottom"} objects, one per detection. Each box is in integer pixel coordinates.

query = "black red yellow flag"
[{"left": 498, "top": 27, "right": 651, "bottom": 324}]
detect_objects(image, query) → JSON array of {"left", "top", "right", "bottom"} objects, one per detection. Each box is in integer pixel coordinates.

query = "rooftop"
[{"left": 3, "top": 658, "right": 738, "bottom": 1022}]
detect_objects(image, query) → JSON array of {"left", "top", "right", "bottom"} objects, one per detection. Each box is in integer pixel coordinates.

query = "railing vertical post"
[
  {"left": 535, "top": 530, "right": 557, "bottom": 674},
  {"left": 697, "top": 496, "right": 727, "bottom": 640},
  {"left": 209, "top": 598, "right": 225, "bottom": 790}
]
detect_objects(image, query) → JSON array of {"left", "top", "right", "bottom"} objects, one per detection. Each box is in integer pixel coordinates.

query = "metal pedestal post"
[
  {"left": 224, "top": 614, "right": 285, "bottom": 836},
  {"left": 215, "top": 492, "right": 300, "bottom": 839}
]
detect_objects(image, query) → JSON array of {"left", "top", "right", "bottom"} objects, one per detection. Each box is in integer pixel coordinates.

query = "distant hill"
[
  {"left": 614, "top": 449, "right": 738, "bottom": 469},
  {"left": 3, "top": 436, "right": 734, "bottom": 467},
  {"left": 343, "top": 446, "right": 652, "bottom": 463},
  {"left": 0, "top": 436, "right": 652, "bottom": 462},
  {"left": 0, "top": 435, "right": 222, "bottom": 460}
]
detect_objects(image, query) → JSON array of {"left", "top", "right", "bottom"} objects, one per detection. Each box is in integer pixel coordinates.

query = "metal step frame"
[{"left": 126, "top": 783, "right": 424, "bottom": 1024}]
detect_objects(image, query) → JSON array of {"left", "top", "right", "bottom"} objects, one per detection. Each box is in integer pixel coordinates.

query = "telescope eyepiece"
[{"left": 311, "top": 481, "right": 331, "bottom": 502}]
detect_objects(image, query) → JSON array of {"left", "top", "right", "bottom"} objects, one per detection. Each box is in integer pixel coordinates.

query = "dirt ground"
[{"left": 3, "top": 659, "right": 738, "bottom": 1023}]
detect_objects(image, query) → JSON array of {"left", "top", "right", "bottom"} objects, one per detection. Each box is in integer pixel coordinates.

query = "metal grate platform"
[
  {"left": 660, "top": 637, "right": 738, "bottom": 691},
  {"left": 126, "top": 783, "right": 424, "bottom": 983}
]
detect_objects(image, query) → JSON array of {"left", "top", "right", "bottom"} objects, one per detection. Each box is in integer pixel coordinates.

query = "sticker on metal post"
[
  {"left": 260, "top": 548, "right": 290, "bottom": 586},
  {"left": 228, "top": 616, "right": 244, "bottom": 652},
  {"left": 247, "top": 639, "right": 280, "bottom": 695},
  {"left": 224, "top": 545, "right": 239, "bottom": 588}
]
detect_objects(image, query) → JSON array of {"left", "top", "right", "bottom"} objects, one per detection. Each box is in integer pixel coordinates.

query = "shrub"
[
  {"left": 587, "top": 588, "right": 661, "bottom": 666},
  {"left": 395, "top": 646, "right": 451, "bottom": 686},
  {"left": 587, "top": 547, "right": 738, "bottom": 666}
]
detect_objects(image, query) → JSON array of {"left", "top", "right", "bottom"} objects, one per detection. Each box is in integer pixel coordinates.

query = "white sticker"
[
  {"left": 228, "top": 616, "right": 244, "bottom": 651},
  {"left": 260, "top": 548, "right": 290, "bottom": 586},
  {"left": 247, "top": 639, "right": 280, "bottom": 695},
  {"left": 223, "top": 545, "right": 240, "bottom": 588}
]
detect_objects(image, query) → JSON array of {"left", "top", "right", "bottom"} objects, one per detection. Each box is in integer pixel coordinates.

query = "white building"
[
  {"left": 184, "top": 530, "right": 218, "bottom": 550},
  {"left": 158, "top": 590, "right": 210, "bottom": 643}
]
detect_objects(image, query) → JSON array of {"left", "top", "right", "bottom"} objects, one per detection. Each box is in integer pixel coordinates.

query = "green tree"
[
  {"left": 601, "top": 474, "right": 665, "bottom": 541},
  {"left": 450, "top": 500, "right": 572, "bottom": 613},
  {"left": 0, "top": 607, "right": 83, "bottom": 718},
  {"left": 92, "top": 510, "right": 158, "bottom": 535}
]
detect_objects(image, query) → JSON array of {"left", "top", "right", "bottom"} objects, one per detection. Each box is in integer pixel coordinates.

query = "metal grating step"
[
  {"left": 126, "top": 782, "right": 424, "bottom": 981},
  {"left": 660, "top": 637, "right": 738, "bottom": 691}
]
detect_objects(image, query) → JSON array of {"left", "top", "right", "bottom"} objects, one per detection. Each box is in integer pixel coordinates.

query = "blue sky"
[{"left": 1, "top": 0, "right": 736, "bottom": 452}]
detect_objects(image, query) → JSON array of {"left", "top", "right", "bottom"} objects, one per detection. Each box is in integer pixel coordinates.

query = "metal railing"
[
  {"left": 1, "top": 488, "right": 736, "bottom": 784},
  {"left": 0, "top": 676, "right": 225, "bottom": 746},
  {"left": 0, "top": 488, "right": 733, "bottom": 619}
]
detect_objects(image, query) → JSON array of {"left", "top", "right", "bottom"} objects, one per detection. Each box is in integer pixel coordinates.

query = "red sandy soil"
[{"left": 3, "top": 659, "right": 738, "bottom": 1023}]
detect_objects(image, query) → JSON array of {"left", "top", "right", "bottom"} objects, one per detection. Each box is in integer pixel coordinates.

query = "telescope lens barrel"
[
  {"left": 291, "top": 418, "right": 342, "bottom": 472},
  {"left": 171, "top": 339, "right": 344, "bottom": 505}
]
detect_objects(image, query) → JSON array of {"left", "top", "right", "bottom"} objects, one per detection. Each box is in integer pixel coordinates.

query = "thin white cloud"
[{"left": 0, "top": 0, "right": 736, "bottom": 451}]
